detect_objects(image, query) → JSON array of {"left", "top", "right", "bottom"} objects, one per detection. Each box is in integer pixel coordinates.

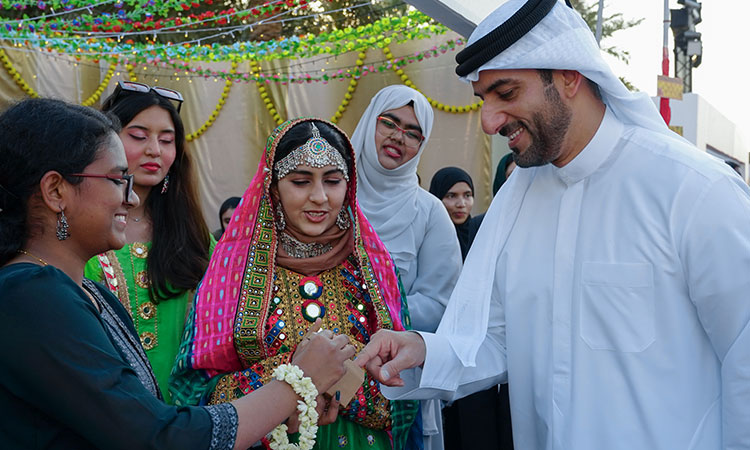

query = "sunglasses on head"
[{"left": 110, "top": 81, "right": 184, "bottom": 113}]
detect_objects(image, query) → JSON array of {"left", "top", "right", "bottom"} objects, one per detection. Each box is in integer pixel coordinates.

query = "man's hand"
[{"left": 355, "top": 330, "right": 426, "bottom": 387}]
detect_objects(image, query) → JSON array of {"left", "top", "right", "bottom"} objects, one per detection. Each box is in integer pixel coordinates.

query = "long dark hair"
[
  {"left": 102, "top": 90, "right": 210, "bottom": 302},
  {"left": 0, "top": 99, "right": 120, "bottom": 265}
]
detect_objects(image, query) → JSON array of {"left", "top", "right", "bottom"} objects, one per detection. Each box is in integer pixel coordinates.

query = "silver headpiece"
[{"left": 275, "top": 123, "right": 349, "bottom": 181}]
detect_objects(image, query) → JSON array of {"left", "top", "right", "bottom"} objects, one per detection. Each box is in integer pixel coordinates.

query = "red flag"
[{"left": 660, "top": 48, "right": 671, "bottom": 125}]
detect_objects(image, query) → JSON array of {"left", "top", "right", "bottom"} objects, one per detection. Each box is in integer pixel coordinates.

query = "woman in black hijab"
[{"left": 428, "top": 167, "right": 483, "bottom": 260}]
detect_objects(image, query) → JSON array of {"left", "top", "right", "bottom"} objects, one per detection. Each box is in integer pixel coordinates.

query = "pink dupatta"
[{"left": 189, "top": 118, "right": 406, "bottom": 376}]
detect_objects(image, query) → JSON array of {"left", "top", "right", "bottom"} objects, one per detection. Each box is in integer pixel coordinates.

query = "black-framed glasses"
[
  {"left": 376, "top": 116, "right": 425, "bottom": 148},
  {"left": 69, "top": 173, "right": 135, "bottom": 203},
  {"left": 111, "top": 81, "right": 184, "bottom": 113}
]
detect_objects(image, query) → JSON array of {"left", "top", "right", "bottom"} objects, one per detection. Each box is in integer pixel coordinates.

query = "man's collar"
[{"left": 556, "top": 107, "right": 623, "bottom": 185}]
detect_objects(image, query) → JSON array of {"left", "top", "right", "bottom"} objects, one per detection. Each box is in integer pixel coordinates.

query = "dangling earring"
[
  {"left": 275, "top": 207, "right": 286, "bottom": 231},
  {"left": 56, "top": 210, "right": 70, "bottom": 241},
  {"left": 160, "top": 175, "right": 170, "bottom": 194},
  {"left": 336, "top": 208, "right": 350, "bottom": 230}
]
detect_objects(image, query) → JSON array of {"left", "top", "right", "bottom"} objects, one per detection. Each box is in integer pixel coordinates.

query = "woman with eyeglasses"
[
  {"left": 83, "top": 81, "right": 213, "bottom": 403},
  {"left": 351, "top": 85, "right": 462, "bottom": 450},
  {"left": 0, "top": 98, "right": 354, "bottom": 449}
]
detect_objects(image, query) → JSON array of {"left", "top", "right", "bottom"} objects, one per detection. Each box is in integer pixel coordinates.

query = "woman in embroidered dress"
[
  {"left": 84, "top": 82, "right": 213, "bottom": 403},
  {"left": 0, "top": 98, "right": 354, "bottom": 449},
  {"left": 170, "top": 118, "right": 419, "bottom": 450}
]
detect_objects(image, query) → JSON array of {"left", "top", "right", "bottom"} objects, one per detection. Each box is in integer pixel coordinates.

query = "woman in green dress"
[
  {"left": 84, "top": 82, "right": 213, "bottom": 403},
  {"left": 170, "top": 118, "right": 420, "bottom": 449}
]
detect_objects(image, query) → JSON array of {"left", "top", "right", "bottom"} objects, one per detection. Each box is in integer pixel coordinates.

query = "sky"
[{"left": 600, "top": 0, "right": 749, "bottom": 148}]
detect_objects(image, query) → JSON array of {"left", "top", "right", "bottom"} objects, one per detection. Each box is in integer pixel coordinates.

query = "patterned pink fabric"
[
  {"left": 190, "top": 157, "right": 268, "bottom": 373},
  {"left": 191, "top": 118, "right": 404, "bottom": 375},
  {"left": 356, "top": 204, "right": 405, "bottom": 332}
]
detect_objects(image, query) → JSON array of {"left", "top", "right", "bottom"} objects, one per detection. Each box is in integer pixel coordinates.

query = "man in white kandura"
[{"left": 355, "top": 0, "right": 750, "bottom": 449}]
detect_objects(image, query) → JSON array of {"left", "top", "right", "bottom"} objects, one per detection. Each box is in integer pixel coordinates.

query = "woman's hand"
[
  {"left": 316, "top": 393, "right": 341, "bottom": 426},
  {"left": 286, "top": 392, "right": 341, "bottom": 433},
  {"left": 292, "top": 319, "right": 355, "bottom": 394}
]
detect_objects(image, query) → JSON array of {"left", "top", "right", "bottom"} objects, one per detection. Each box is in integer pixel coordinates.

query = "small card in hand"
[{"left": 325, "top": 360, "right": 364, "bottom": 407}]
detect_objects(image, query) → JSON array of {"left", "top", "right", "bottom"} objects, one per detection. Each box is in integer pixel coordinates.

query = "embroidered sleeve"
[
  {"left": 204, "top": 403, "right": 238, "bottom": 450},
  {"left": 208, "top": 352, "right": 293, "bottom": 404}
]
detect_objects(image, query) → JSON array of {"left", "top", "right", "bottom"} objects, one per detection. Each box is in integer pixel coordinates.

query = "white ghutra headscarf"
[
  {"left": 350, "top": 85, "right": 434, "bottom": 267},
  {"left": 438, "top": 0, "right": 678, "bottom": 367},
  {"left": 460, "top": 0, "right": 672, "bottom": 138}
]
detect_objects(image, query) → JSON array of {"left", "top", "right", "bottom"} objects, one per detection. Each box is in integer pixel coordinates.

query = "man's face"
[{"left": 472, "top": 69, "right": 572, "bottom": 168}]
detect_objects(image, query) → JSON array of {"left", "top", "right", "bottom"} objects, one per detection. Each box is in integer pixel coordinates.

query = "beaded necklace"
[
  {"left": 17, "top": 249, "right": 49, "bottom": 266},
  {"left": 278, "top": 232, "right": 333, "bottom": 259}
]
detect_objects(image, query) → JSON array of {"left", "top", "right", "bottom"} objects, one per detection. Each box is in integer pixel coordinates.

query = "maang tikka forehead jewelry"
[{"left": 275, "top": 123, "right": 349, "bottom": 181}]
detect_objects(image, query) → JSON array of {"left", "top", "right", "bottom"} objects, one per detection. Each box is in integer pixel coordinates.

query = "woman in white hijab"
[
  {"left": 351, "top": 84, "right": 462, "bottom": 450},
  {"left": 351, "top": 84, "right": 461, "bottom": 332}
]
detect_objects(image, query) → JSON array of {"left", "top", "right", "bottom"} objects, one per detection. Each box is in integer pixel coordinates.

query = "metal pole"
[
  {"left": 660, "top": 0, "right": 671, "bottom": 124},
  {"left": 595, "top": 0, "right": 604, "bottom": 45},
  {"left": 663, "top": 0, "right": 670, "bottom": 65}
]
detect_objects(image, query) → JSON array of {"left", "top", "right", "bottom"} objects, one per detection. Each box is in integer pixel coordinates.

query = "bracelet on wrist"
[{"left": 268, "top": 364, "right": 319, "bottom": 450}]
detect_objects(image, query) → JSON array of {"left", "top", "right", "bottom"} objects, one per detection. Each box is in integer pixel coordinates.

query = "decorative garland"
[
  {"left": 1, "top": 35, "right": 464, "bottom": 88},
  {"left": 82, "top": 62, "right": 117, "bottom": 106},
  {"left": 269, "top": 363, "right": 319, "bottom": 450},
  {"left": 0, "top": 48, "right": 38, "bottom": 97},
  {"left": 1, "top": 0, "right": 212, "bottom": 14},
  {"left": 252, "top": 59, "right": 283, "bottom": 126},
  {"left": 382, "top": 46, "right": 481, "bottom": 114},
  {"left": 186, "top": 60, "right": 237, "bottom": 141},
  {"left": 330, "top": 51, "right": 364, "bottom": 124},
  {"left": 127, "top": 38, "right": 465, "bottom": 85},
  {"left": 126, "top": 62, "right": 137, "bottom": 81},
  {"left": 1, "top": 43, "right": 477, "bottom": 146},
  {"left": 2, "top": 0, "right": 310, "bottom": 37},
  {"left": 1, "top": 11, "right": 445, "bottom": 64}
]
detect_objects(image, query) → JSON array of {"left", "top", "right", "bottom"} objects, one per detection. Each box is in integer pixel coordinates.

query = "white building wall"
[{"left": 653, "top": 93, "right": 748, "bottom": 182}]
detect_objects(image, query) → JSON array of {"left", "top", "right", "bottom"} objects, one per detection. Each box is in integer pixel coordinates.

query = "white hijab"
[
  {"left": 351, "top": 85, "right": 435, "bottom": 265},
  {"left": 439, "top": 0, "right": 677, "bottom": 366}
]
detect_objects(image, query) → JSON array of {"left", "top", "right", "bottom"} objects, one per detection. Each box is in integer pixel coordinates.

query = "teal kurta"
[{"left": 0, "top": 263, "right": 236, "bottom": 449}]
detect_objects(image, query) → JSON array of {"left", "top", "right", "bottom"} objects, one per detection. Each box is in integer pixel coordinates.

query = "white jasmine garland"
[{"left": 269, "top": 364, "right": 319, "bottom": 450}]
